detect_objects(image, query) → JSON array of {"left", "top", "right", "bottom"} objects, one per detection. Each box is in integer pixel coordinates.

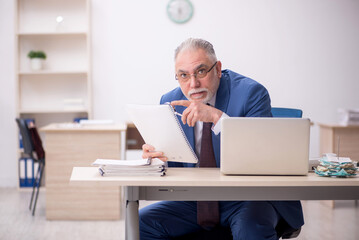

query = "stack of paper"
[
  {"left": 92, "top": 158, "right": 166, "bottom": 176},
  {"left": 338, "top": 109, "right": 359, "bottom": 125},
  {"left": 315, "top": 153, "right": 358, "bottom": 177}
]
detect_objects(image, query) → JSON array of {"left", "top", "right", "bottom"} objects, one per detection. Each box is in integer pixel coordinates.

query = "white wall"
[
  {"left": 0, "top": 1, "right": 17, "bottom": 187},
  {"left": 1, "top": 0, "right": 359, "bottom": 187}
]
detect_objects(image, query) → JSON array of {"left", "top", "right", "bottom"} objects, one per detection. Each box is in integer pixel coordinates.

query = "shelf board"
[
  {"left": 17, "top": 31, "right": 87, "bottom": 37},
  {"left": 19, "top": 70, "right": 88, "bottom": 76},
  {"left": 18, "top": 186, "right": 46, "bottom": 192},
  {"left": 19, "top": 109, "right": 89, "bottom": 114}
]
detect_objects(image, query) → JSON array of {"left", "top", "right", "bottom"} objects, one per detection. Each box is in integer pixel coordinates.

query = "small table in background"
[
  {"left": 318, "top": 123, "right": 359, "bottom": 161},
  {"left": 41, "top": 123, "right": 126, "bottom": 220}
]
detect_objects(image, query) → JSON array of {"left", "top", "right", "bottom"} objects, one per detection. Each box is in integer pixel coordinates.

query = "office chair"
[
  {"left": 16, "top": 118, "right": 45, "bottom": 216},
  {"left": 271, "top": 107, "right": 303, "bottom": 118},
  {"left": 174, "top": 107, "right": 304, "bottom": 240}
]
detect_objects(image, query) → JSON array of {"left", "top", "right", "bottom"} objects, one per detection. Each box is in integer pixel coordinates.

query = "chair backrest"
[
  {"left": 16, "top": 118, "right": 35, "bottom": 158},
  {"left": 271, "top": 107, "right": 303, "bottom": 118},
  {"left": 29, "top": 125, "right": 45, "bottom": 160}
]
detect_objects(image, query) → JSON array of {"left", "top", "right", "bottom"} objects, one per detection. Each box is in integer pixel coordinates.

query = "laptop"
[{"left": 220, "top": 118, "right": 310, "bottom": 175}]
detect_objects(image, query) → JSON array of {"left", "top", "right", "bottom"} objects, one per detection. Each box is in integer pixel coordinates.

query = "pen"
[
  {"left": 165, "top": 102, "right": 183, "bottom": 117},
  {"left": 174, "top": 112, "right": 183, "bottom": 117}
]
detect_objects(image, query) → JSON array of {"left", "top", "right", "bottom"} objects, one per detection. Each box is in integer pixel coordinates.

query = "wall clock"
[{"left": 167, "top": 0, "right": 194, "bottom": 24}]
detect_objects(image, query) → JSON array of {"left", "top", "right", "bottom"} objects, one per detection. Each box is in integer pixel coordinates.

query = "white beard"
[{"left": 186, "top": 88, "right": 214, "bottom": 103}]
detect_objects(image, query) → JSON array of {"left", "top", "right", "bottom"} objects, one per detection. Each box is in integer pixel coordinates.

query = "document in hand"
[
  {"left": 92, "top": 158, "right": 166, "bottom": 176},
  {"left": 126, "top": 104, "right": 198, "bottom": 164}
]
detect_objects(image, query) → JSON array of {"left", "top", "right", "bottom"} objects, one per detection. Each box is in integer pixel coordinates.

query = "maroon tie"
[{"left": 197, "top": 122, "right": 220, "bottom": 228}]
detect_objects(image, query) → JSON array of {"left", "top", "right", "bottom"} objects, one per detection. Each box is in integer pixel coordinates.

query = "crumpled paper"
[{"left": 315, "top": 153, "right": 358, "bottom": 177}]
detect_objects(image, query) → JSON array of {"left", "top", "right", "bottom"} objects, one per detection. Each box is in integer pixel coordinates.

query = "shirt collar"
[{"left": 207, "top": 92, "right": 217, "bottom": 107}]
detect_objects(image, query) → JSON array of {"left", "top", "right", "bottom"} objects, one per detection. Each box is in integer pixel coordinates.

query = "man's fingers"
[
  {"left": 142, "top": 151, "right": 168, "bottom": 162},
  {"left": 142, "top": 144, "right": 155, "bottom": 152},
  {"left": 156, "top": 157, "right": 168, "bottom": 162},
  {"left": 181, "top": 105, "right": 198, "bottom": 127},
  {"left": 186, "top": 110, "right": 195, "bottom": 127},
  {"left": 181, "top": 108, "right": 189, "bottom": 125},
  {"left": 142, "top": 144, "right": 167, "bottom": 160},
  {"left": 150, "top": 151, "right": 165, "bottom": 158},
  {"left": 171, "top": 100, "right": 190, "bottom": 107}
]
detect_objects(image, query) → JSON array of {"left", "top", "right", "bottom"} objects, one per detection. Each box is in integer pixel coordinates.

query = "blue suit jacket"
[{"left": 160, "top": 69, "right": 304, "bottom": 229}]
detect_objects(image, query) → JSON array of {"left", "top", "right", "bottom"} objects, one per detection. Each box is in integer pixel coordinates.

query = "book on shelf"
[{"left": 19, "top": 158, "right": 39, "bottom": 187}]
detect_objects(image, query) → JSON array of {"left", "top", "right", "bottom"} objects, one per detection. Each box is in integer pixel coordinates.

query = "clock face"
[{"left": 167, "top": 0, "right": 193, "bottom": 24}]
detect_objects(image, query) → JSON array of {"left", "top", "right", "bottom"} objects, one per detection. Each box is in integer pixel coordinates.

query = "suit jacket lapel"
[
  {"left": 215, "top": 76, "right": 229, "bottom": 114},
  {"left": 213, "top": 76, "right": 229, "bottom": 166}
]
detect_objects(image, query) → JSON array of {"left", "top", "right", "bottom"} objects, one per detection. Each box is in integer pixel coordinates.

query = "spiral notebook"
[{"left": 126, "top": 104, "right": 198, "bottom": 164}]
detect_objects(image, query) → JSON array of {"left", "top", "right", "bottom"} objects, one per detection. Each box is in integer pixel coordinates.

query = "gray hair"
[{"left": 174, "top": 38, "right": 217, "bottom": 62}]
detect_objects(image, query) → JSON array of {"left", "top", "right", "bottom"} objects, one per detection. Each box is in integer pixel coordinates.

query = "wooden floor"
[{"left": 1, "top": 187, "right": 359, "bottom": 240}]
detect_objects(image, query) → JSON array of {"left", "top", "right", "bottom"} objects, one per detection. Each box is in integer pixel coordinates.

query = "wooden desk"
[
  {"left": 41, "top": 123, "right": 126, "bottom": 220},
  {"left": 71, "top": 167, "right": 359, "bottom": 240},
  {"left": 318, "top": 123, "right": 359, "bottom": 161}
]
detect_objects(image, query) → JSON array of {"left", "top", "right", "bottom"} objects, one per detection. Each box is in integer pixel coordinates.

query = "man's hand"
[
  {"left": 171, "top": 100, "right": 223, "bottom": 127},
  {"left": 142, "top": 144, "right": 168, "bottom": 162}
]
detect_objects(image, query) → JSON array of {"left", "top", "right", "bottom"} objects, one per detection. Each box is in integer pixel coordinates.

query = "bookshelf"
[
  {"left": 15, "top": 0, "right": 91, "bottom": 122},
  {"left": 15, "top": 0, "right": 92, "bottom": 188}
]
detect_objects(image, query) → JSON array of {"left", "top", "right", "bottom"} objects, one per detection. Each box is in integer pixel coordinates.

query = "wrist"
[{"left": 212, "top": 109, "right": 223, "bottom": 125}]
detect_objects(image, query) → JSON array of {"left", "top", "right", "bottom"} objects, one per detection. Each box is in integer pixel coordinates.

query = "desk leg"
[{"left": 125, "top": 186, "right": 140, "bottom": 240}]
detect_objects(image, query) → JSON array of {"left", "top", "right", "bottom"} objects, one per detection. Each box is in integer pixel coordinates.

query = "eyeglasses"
[{"left": 175, "top": 61, "right": 217, "bottom": 82}]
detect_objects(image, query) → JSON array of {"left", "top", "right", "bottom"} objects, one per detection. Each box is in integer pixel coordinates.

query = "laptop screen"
[{"left": 220, "top": 118, "right": 310, "bottom": 175}]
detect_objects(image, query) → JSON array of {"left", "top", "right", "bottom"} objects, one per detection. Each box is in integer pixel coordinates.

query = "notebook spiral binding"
[{"left": 166, "top": 104, "right": 198, "bottom": 163}]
